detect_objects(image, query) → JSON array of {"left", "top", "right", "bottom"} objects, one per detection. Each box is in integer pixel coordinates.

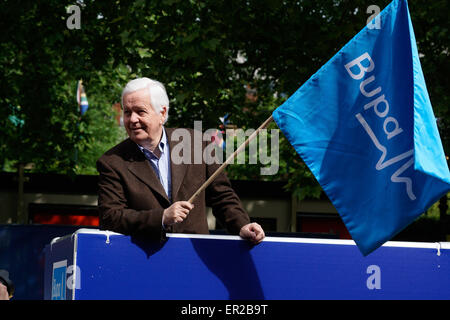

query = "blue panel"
[
  {"left": 48, "top": 230, "right": 450, "bottom": 300},
  {"left": 250, "top": 241, "right": 447, "bottom": 299},
  {"left": 0, "top": 224, "right": 84, "bottom": 300},
  {"left": 43, "top": 235, "right": 75, "bottom": 300}
]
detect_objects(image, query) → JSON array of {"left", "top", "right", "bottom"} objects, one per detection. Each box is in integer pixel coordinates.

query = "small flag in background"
[
  {"left": 211, "top": 129, "right": 225, "bottom": 149},
  {"left": 211, "top": 114, "right": 230, "bottom": 149},
  {"left": 272, "top": 0, "right": 450, "bottom": 255},
  {"left": 77, "top": 80, "right": 89, "bottom": 116}
]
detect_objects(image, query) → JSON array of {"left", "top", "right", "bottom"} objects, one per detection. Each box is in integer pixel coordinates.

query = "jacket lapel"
[
  {"left": 166, "top": 128, "right": 188, "bottom": 201},
  {"left": 125, "top": 140, "right": 170, "bottom": 204}
]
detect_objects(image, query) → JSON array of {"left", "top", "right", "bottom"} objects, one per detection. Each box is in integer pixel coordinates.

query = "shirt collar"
[{"left": 136, "top": 127, "right": 167, "bottom": 159}]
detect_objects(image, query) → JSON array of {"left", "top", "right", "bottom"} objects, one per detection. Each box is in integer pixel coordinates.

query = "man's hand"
[
  {"left": 239, "top": 222, "right": 265, "bottom": 244},
  {"left": 0, "top": 283, "right": 9, "bottom": 300},
  {"left": 163, "top": 201, "right": 194, "bottom": 227}
]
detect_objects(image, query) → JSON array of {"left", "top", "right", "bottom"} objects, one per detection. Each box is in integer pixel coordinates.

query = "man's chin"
[{"left": 128, "top": 132, "right": 148, "bottom": 144}]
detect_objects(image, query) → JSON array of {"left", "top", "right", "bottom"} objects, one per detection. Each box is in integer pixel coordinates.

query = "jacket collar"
[{"left": 125, "top": 128, "right": 188, "bottom": 204}]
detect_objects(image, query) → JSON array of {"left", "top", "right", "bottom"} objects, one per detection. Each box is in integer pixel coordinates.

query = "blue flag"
[{"left": 272, "top": 0, "right": 450, "bottom": 255}]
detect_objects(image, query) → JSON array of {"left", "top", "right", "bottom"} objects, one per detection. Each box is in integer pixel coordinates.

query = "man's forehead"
[{"left": 123, "top": 89, "right": 151, "bottom": 106}]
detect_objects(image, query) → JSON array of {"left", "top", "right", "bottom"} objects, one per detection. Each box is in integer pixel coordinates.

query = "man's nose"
[{"left": 129, "top": 112, "right": 139, "bottom": 123}]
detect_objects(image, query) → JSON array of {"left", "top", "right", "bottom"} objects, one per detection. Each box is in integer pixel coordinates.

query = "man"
[{"left": 97, "top": 77, "right": 265, "bottom": 244}]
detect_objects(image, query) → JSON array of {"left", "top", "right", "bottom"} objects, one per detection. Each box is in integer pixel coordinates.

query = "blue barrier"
[
  {"left": 44, "top": 229, "right": 449, "bottom": 300},
  {"left": 0, "top": 224, "right": 89, "bottom": 299}
]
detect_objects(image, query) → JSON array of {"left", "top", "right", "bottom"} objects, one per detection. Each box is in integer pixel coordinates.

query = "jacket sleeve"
[
  {"left": 205, "top": 162, "right": 251, "bottom": 235},
  {"left": 96, "top": 157, "right": 167, "bottom": 240}
]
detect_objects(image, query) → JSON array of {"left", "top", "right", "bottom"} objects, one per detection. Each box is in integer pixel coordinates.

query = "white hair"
[{"left": 121, "top": 77, "right": 170, "bottom": 124}]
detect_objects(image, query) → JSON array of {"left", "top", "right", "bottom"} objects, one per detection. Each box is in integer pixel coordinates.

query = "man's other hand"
[{"left": 239, "top": 222, "right": 265, "bottom": 244}]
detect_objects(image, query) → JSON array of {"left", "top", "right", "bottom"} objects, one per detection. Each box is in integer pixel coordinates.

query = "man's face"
[{"left": 123, "top": 88, "right": 166, "bottom": 149}]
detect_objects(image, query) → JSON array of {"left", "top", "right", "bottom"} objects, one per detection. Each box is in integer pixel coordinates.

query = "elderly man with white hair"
[{"left": 97, "top": 77, "right": 265, "bottom": 244}]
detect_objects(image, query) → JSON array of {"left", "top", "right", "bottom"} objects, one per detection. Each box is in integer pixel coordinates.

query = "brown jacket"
[{"left": 96, "top": 128, "right": 250, "bottom": 240}]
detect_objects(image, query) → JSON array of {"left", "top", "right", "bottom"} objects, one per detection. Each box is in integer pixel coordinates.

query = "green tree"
[
  {"left": 0, "top": 1, "right": 126, "bottom": 175},
  {"left": 0, "top": 0, "right": 448, "bottom": 202}
]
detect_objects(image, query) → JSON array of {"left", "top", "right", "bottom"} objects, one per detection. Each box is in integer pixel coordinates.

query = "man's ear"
[{"left": 160, "top": 106, "right": 167, "bottom": 123}]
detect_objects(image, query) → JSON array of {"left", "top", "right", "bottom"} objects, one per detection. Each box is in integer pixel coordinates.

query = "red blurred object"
[
  {"left": 32, "top": 213, "right": 99, "bottom": 226},
  {"left": 29, "top": 204, "right": 99, "bottom": 226},
  {"left": 297, "top": 213, "right": 351, "bottom": 239}
]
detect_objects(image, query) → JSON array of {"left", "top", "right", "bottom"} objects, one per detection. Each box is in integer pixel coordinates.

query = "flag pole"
[{"left": 188, "top": 115, "right": 274, "bottom": 204}]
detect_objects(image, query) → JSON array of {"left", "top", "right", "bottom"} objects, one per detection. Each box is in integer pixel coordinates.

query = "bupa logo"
[
  {"left": 344, "top": 52, "right": 416, "bottom": 201},
  {"left": 51, "top": 260, "right": 81, "bottom": 300}
]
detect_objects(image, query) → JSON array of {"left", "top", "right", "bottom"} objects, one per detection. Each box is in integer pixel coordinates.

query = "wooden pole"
[{"left": 188, "top": 115, "right": 274, "bottom": 204}]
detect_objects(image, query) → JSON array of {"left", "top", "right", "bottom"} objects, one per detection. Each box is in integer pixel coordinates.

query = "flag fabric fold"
[{"left": 272, "top": 0, "right": 450, "bottom": 255}]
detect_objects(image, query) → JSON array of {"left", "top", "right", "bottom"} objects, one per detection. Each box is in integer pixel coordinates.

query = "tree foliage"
[{"left": 0, "top": 0, "right": 448, "bottom": 199}]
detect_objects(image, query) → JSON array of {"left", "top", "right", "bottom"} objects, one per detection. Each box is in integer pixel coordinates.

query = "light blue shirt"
[{"left": 137, "top": 128, "right": 172, "bottom": 202}]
